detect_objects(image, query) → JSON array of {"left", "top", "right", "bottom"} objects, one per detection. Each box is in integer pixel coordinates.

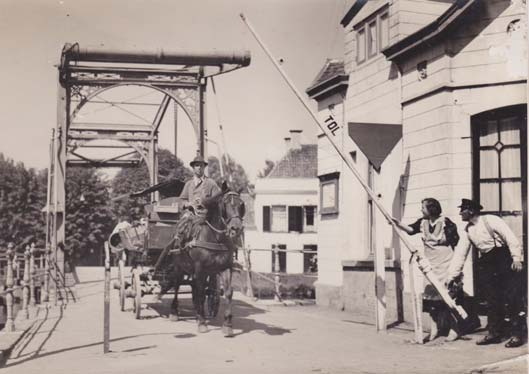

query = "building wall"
[
  {"left": 245, "top": 177, "right": 319, "bottom": 274},
  {"left": 389, "top": 0, "right": 454, "bottom": 42},
  {"left": 397, "top": 0, "right": 527, "bottom": 294},
  {"left": 316, "top": 0, "right": 527, "bottom": 314},
  {"left": 315, "top": 93, "right": 371, "bottom": 292}
]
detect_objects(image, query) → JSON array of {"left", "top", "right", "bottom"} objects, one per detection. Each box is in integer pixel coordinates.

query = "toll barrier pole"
[{"left": 239, "top": 14, "right": 468, "bottom": 328}]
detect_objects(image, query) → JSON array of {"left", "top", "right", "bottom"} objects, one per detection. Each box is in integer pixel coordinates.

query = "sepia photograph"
[{"left": 0, "top": 0, "right": 527, "bottom": 373}]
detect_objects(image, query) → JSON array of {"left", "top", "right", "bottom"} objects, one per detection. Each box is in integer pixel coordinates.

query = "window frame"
[
  {"left": 379, "top": 12, "right": 389, "bottom": 51},
  {"left": 356, "top": 27, "right": 366, "bottom": 64},
  {"left": 367, "top": 19, "right": 378, "bottom": 58},
  {"left": 270, "top": 205, "right": 288, "bottom": 233},
  {"left": 319, "top": 172, "right": 340, "bottom": 215},
  {"left": 304, "top": 205, "right": 317, "bottom": 232},
  {"left": 355, "top": 9, "right": 390, "bottom": 65}
]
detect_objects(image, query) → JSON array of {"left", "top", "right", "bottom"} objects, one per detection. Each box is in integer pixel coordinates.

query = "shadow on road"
[
  {"left": 2, "top": 331, "right": 181, "bottom": 369},
  {"left": 147, "top": 296, "right": 292, "bottom": 337}
]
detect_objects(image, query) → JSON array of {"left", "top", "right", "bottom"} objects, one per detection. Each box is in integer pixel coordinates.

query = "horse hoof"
[
  {"left": 222, "top": 326, "right": 234, "bottom": 337},
  {"left": 169, "top": 314, "right": 179, "bottom": 322},
  {"left": 198, "top": 324, "right": 209, "bottom": 333}
]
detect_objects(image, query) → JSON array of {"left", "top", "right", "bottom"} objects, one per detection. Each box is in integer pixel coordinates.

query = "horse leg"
[
  {"left": 193, "top": 273, "right": 208, "bottom": 333},
  {"left": 221, "top": 269, "right": 234, "bottom": 337},
  {"left": 169, "top": 276, "right": 181, "bottom": 321}
]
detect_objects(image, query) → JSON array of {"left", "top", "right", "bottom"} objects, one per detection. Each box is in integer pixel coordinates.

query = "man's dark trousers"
[{"left": 477, "top": 247, "right": 525, "bottom": 338}]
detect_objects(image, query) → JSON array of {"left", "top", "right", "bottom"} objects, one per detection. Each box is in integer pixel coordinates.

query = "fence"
[
  {"left": 238, "top": 246, "right": 317, "bottom": 302},
  {"left": 0, "top": 242, "right": 72, "bottom": 332}
]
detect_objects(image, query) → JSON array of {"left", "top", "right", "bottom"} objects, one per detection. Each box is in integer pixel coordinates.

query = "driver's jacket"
[{"left": 179, "top": 176, "right": 221, "bottom": 207}]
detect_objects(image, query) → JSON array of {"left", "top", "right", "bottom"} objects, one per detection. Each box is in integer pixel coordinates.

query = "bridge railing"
[{"left": 0, "top": 242, "right": 70, "bottom": 332}]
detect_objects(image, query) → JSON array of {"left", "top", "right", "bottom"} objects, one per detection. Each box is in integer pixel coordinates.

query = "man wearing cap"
[
  {"left": 447, "top": 198, "right": 525, "bottom": 348},
  {"left": 180, "top": 155, "right": 221, "bottom": 210},
  {"left": 172, "top": 155, "right": 222, "bottom": 250}
]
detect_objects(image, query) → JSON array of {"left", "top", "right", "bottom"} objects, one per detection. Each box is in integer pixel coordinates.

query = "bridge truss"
[{"left": 45, "top": 43, "right": 250, "bottom": 297}]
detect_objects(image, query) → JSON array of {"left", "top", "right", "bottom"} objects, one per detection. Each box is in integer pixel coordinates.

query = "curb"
[{"left": 468, "top": 353, "right": 528, "bottom": 373}]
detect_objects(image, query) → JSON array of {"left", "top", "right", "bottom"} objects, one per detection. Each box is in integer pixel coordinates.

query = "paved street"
[{"left": 1, "top": 269, "right": 527, "bottom": 374}]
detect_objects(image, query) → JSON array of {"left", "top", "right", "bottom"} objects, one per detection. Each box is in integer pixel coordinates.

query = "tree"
[
  {"left": 111, "top": 148, "right": 191, "bottom": 222},
  {"left": 0, "top": 154, "right": 46, "bottom": 251},
  {"left": 257, "top": 159, "right": 275, "bottom": 178},
  {"left": 65, "top": 167, "right": 114, "bottom": 265},
  {"left": 207, "top": 154, "right": 250, "bottom": 193}
]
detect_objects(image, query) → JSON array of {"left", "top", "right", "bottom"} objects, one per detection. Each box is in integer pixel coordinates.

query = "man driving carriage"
[
  {"left": 180, "top": 154, "right": 221, "bottom": 213},
  {"left": 174, "top": 154, "right": 222, "bottom": 249}
]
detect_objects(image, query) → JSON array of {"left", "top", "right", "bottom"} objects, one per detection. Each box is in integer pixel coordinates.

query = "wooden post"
[
  {"left": 43, "top": 245, "right": 50, "bottom": 303},
  {"left": 103, "top": 242, "right": 111, "bottom": 353},
  {"left": 408, "top": 255, "right": 424, "bottom": 344},
  {"left": 374, "top": 243, "right": 386, "bottom": 332},
  {"left": 242, "top": 245, "right": 254, "bottom": 298},
  {"left": 15, "top": 255, "right": 20, "bottom": 282},
  {"left": 273, "top": 245, "right": 281, "bottom": 302},
  {"left": 30, "top": 243, "right": 36, "bottom": 307},
  {"left": 4, "top": 244, "right": 15, "bottom": 332},
  {"left": 22, "top": 246, "right": 30, "bottom": 319}
]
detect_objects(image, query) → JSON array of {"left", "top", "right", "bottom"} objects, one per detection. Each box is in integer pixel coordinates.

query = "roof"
[
  {"left": 348, "top": 123, "right": 402, "bottom": 170},
  {"left": 306, "top": 60, "right": 348, "bottom": 100},
  {"left": 340, "top": 0, "right": 368, "bottom": 27},
  {"left": 349, "top": 0, "right": 388, "bottom": 28},
  {"left": 382, "top": 0, "right": 478, "bottom": 61},
  {"left": 267, "top": 144, "right": 318, "bottom": 178}
]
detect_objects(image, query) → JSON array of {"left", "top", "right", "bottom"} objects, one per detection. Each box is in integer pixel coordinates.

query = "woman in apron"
[{"left": 393, "top": 198, "right": 460, "bottom": 342}]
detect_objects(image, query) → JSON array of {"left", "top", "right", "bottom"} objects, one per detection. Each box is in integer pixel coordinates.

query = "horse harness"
[{"left": 170, "top": 192, "right": 244, "bottom": 254}]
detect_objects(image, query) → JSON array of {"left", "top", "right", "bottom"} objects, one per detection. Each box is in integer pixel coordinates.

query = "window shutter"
[
  {"left": 288, "top": 206, "right": 303, "bottom": 232},
  {"left": 263, "top": 206, "right": 271, "bottom": 232}
]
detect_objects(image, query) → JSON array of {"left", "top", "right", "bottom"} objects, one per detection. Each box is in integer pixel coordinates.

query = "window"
[
  {"left": 356, "top": 10, "right": 389, "bottom": 64},
  {"left": 271, "top": 205, "right": 287, "bottom": 232},
  {"left": 303, "top": 245, "right": 317, "bottom": 273},
  {"left": 288, "top": 206, "right": 303, "bottom": 232},
  {"left": 262, "top": 206, "right": 271, "bottom": 232},
  {"left": 272, "top": 244, "right": 287, "bottom": 273},
  {"left": 319, "top": 172, "right": 340, "bottom": 215},
  {"left": 368, "top": 20, "right": 377, "bottom": 57},
  {"left": 263, "top": 205, "right": 317, "bottom": 233},
  {"left": 304, "top": 206, "right": 317, "bottom": 232},
  {"left": 471, "top": 105, "right": 527, "bottom": 245},
  {"left": 356, "top": 28, "right": 366, "bottom": 63},
  {"left": 379, "top": 13, "right": 389, "bottom": 49}
]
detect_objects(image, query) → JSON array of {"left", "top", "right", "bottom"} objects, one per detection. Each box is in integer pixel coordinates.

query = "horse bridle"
[
  {"left": 220, "top": 192, "right": 245, "bottom": 227},
  {"left": 205, "top": 191, "right": 244, "bottom": 233}
]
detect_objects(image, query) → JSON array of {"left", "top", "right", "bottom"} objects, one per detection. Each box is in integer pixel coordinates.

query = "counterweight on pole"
[{"left": 239, "top": 13, "right": 467, "bottom": 321}]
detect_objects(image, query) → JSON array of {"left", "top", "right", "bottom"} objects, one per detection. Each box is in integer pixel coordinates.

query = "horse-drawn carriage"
[
  {"left": 109, "top": 177, "right": 246, "bottom": 336},
  {"left": 109, "top": 195, "right": 222, "bottom": 320}
]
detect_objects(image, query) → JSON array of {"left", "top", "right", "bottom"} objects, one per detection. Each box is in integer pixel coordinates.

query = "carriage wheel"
[
  {"left": 131, "top": 268, "right": 142, "bottom": 319},
  {"left": 119, "top": 258, "right": 126, "bottom": 312},
  {"left": 205, "top": 274, "right": 221, "bottom": 318}
]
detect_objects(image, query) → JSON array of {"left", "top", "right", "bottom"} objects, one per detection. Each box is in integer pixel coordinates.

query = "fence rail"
[
  {"left": 238, "top": 245, "right": 317, "bottom": 302},
  {"left": 0, "top": 242, "right": 71, "bottom": 332}
]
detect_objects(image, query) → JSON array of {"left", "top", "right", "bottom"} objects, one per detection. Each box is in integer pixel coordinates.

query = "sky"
[{"left": 0, "top": 0, "right": 349, "bottom": 182}]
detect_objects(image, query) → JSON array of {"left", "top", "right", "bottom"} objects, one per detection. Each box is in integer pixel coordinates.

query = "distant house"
[
  {"left": 308, "top": 0, "right": 527, "bottom": 323},
  {"left": 244, "top": 130, "right": 319, "bottom": 274}
]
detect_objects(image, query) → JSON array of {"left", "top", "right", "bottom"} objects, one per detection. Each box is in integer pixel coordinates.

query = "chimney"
[
  {"left": 289, "top": 129, "right": 302, "bottom": 150},
  {"left": 284, "top": 137, "right": 291, "bottom": 153}
]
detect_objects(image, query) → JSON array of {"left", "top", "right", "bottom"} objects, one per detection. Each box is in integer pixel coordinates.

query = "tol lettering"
[{"left": 324, "top": 115, "right": 340, "bottom": 136}]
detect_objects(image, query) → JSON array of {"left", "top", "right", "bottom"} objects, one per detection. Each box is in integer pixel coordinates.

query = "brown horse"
[{"left": 168, "top": 186, "right": 245, "bottom": 336}]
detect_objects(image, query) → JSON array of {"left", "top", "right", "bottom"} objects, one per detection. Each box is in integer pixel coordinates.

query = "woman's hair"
[{"left": 422, "top": 197, "right": 442, "bottom": 217}]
